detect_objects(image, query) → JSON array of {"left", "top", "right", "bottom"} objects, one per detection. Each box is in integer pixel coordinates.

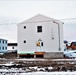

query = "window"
[
  {"left": 2, "top": 47, "right": 4, "bottom": 50},
  {"left": 12, "top": 47, "right": 14, "bottom": 49},
  {"left": 0, "top": 47, "right": 1, "bottom": 50},
  {"left": 24, "top": 26, "right": 26, "bottom": 29},
  {"left": 37, "top": 26, "right": 42, "bottom": 32},
  {"left": 5, "top": 47, "right": 7, "bottom": 50},
  {"left": 24, "top": 40, "right": 26, "bottom": 43},
  {"left": 0, "top": 40, "right": 1, "bottom": 43},
  {"left": 41, "top": 42, "right": 43, "bottom": 46},
  {"left": 3, "top": 40, "right": 4, "bottom": 43},
  {"left": 5, "top": 41, "right": 7, "bottom": 44}
]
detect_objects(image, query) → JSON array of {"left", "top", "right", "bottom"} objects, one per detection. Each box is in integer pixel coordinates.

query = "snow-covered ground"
[
  {"left": 0, "top": 62, "right": 76, "bottom": 75},
  {"left": 0, "top": 59, "right": 76, "bottom": 75},
  {"left": 22, "top": 72, "right": 76, "bottom": 75},
  {"left": 0, "top": 72, "right": 76, "bottom": 75}
]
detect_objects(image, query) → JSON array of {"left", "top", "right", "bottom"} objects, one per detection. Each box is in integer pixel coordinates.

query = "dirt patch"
[
  {"left": 0, "top": 52, "right": 76, "bottom": 72},
  {"left": 0, "top": 52, "right": 17, "bottom": 59}
]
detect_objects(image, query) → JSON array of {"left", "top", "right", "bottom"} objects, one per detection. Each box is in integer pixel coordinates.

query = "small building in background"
[
  {"left": 0, "top": 38, "right": 8, "bottom": 53},
  {"left": 8, "top": 43, "right": 17, "bottom": 51}
]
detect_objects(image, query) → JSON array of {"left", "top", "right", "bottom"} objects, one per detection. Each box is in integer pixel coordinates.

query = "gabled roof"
[
  {"left": 19, "top": 14, "right": 62, "bottom": 24},
  {"left": 0, "top": 38, "right": 7, "bottom": 41}
]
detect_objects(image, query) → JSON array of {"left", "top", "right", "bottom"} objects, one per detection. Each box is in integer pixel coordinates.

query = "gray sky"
[{"left": 0, "top": 0, "right": 76, "bottom": 43}]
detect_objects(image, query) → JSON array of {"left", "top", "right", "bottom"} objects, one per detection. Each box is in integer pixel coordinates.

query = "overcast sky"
[{"left": 0, "top": 0, "right": 76, "bottom": 43}]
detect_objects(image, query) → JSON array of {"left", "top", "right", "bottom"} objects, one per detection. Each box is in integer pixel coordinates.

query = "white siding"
[
  {"left": 8, "top": 46, "right": 17, "bottom": 50},
  {"left": 17, "top": 14, "right": 63, "bottom": 54}
]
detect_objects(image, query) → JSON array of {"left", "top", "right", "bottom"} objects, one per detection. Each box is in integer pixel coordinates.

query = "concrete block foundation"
[{"left": 44, "top": 52, "right": 63, "bottom": 59}]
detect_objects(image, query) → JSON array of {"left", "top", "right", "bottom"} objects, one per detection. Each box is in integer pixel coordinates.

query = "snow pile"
[
  {"left": 0, "top": 66, "right": 54, "bottom": 73},
  {"left": 28, "top": 66, "right": 53, "bottom": 72},
  {"left": 0, "top": 68, "right": 25, "bottom": 73},
  {"left": 29, "top": 66, "right": 38, "bottom": 70},
  {"left": 4, "top": 62, "right": 14, "bottom": 66}
]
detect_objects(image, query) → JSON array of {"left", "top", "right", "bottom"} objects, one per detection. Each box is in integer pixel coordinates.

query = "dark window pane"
[
  {"left": 12, "top": 47, "right": 14, "bottom": 49},
  {"left": 24, "top": 26, "right": 26, "bottom": 29},
  {"left": 41, "top": 42, "right": 43, "bottom": 46},
  {"left": 3, "top": 41, "right": 4, "bottom": 43},
  {"left": 24, "top": 40, "right": 26, "bottom": 43},
  {"left": 5, "top": 47, "right": 7, "bottom": 50},
  {"left": 37, "top": 26, "right": 42, "bottom": 32}
]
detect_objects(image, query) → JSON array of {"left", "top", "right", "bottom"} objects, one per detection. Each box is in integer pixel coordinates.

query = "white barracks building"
[{"left": 17, "top": 14, "right": 64, "bottom": 58}]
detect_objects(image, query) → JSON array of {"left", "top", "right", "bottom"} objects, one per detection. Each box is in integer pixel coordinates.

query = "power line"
[
  {"left": 0, "top": 22, "right": 19, "bottom": 25},
  {"left": 0, "top": 17, "right": 76, "bottom": 25},
  {"left": 60, "top": 18, "right": 76, "bottom": 20}
]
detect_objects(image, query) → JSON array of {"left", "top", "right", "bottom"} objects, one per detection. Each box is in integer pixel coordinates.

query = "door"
[{"left": 36, "top": 39, "right": 44, "bottom": 52}]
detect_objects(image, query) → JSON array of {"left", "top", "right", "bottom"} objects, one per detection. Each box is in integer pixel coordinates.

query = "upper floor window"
[
  {"left": 3, "top": 40, "right": 4, "bottom": 44},
  {"left": 37, "top": 26, "right": 42, "bottom": 33},
  {"left": 24, "top": 40, "right": 26, "bottom": 43},
  {"left": 2, "top": 47, "right": 4, "bottom": 50},
  {"left": 24, "top": 26, "right": 26, "bottom": 29},
  {"left": 0, "top": 40, "right": 1, "bottom": 43}
]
